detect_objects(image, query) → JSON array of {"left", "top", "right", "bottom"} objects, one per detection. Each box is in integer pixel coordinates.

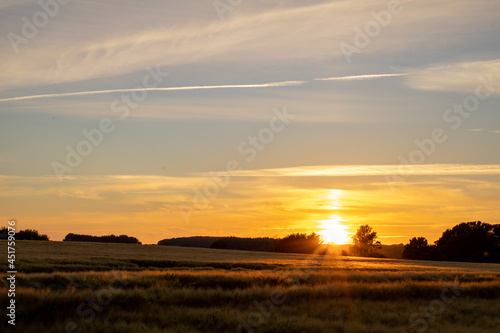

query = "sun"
[{"left": 318, "top": 215, "right": 350, "bottom": 245}]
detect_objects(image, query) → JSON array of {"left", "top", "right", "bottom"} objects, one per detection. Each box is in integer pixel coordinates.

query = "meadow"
[{"left": 1, "top": 240, "right": 499, "bottom": 333}]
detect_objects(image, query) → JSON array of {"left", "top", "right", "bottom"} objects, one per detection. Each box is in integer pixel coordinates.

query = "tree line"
[
  {"left": 0, "top": 228, "right": 142, "bottom": 244},
  {"left": 4, "top": 220, "right": 498, "bottom": 263},
  {"left": 402, "top": 221, "right": 500, "bottom": 263},
  {"left": 159, "top": 233, "right": 324, "bottom": 254},
  {"left": 63, "top": 233, "right": 141, "bottom": 244},
  {"left": 0, "top": 227, "right": 49, "bottom": 240},
  {"left": 168, "top": 220, "right": 500, "bottom": 263},
  {"left": 342, "top": 221, "right": 500, "bottom": 263}
]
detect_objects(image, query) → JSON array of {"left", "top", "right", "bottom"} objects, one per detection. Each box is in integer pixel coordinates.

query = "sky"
[{"left": 1, "top": 0, "right": 499, "bottom": 245}]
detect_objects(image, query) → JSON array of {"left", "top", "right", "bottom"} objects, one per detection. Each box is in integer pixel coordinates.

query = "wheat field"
[{"left": 1, "top": 240, "right": 499, "bottom": 332}]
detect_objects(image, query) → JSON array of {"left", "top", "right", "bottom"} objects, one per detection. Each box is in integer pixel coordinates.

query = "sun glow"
[
  {"left": 316, "top": 190, "right": 350, "bottom": 244},
  {"left": 318, "top": 215, "right": 350, "bottom": 245},
  {"left": 328, "top": 189, "right": 342, "bottom": 209}
]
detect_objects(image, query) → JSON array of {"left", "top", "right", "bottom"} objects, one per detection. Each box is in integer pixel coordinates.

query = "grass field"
[{"left": 1, "top": 241, "right": 499, "bottom": 332}]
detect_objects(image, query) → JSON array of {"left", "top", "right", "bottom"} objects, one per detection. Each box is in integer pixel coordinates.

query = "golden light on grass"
[{"left": 318, "top": 215, "right": 350, "bottom": 245}]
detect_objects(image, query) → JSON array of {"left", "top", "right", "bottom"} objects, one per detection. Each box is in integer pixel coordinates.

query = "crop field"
[{"left": 1, "top": 241, "right": 500, "bottom": 333}]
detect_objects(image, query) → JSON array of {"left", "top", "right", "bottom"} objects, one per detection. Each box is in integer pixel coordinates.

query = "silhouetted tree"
[
  {"left": 277, "top": 232, "right": 323, "bottom": 254},
  {"left": 351, "top": 225, "right": 382, "bottom": 257},
  {"left": 403, "top": 237, "right": 433, "bottom": 260},
  {"left": 434, "top": 221, "right": 500, "bottom": 262},
  {"left": 0, "top": 227, "right": 8, "bottom": 239},
  {"left": 0, "top": 228, "right": 49, "bottom": 240}
]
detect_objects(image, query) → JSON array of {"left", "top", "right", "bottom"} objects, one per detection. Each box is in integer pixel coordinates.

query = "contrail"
[
  {"left": 0, "top": 80, "right": 305, "bottom": 103},
  {"left": 314, "top": 73, "right": 406, "bottom": 81},
  {"left": 0, "top": 74, "right": 405, "bottom": 103}
]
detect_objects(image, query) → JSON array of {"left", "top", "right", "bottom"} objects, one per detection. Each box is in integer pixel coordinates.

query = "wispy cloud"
[
  {"left": 2, "top": 0, "right": 499, "bottom": 90},
  {"left": 403, "top": 59, "right": 500, "bottom": 94},
  {"left": 0, "top": 81, "right": 304, "bottom": 103},
  {"left": 214, "top": 164, "right": 500, "bottom": 177},
  {"left": 314, "top": 73, "right": 406, "bottom": 81}
]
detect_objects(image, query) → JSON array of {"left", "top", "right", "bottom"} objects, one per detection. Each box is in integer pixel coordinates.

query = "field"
[{"left": 1, "top": 241, "right": 500, "bottom": 332}]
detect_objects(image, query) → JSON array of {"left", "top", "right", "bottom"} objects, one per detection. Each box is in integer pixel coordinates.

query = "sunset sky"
[{"left": 1, "top": 0, "right": 499, "bottom": 245}]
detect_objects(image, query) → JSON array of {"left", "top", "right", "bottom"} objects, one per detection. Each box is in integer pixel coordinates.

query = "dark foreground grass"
[{"left": 0, "top": 241, "right": 499, "bottom": 332}]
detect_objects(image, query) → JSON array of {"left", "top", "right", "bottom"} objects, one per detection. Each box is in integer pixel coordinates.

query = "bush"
[{"left": 0, "top": 227, "right": 49, "bottom": 240}]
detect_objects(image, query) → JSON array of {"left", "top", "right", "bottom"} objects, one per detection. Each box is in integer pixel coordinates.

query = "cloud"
[
  {"left": 315, "top": 73, "right": 406, "bottom": 81},
  {"left": 0, "top": 1, "right": 348, "bottom": 88},
  {"left": 210, "top": 164, "right": 500, "bottom": 177},
  {"left": 1, "top": 0, "right": 499, "bottom": 89},
  {"left": 403, "top": 59, "right": 500, "bottom": 94},
  {"left": 0, "top": 80, "right": 304, "bottom": 103}
]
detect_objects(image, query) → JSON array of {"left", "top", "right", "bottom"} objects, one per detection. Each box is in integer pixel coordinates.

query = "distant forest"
[
  {"left": 63, "top": 233, "right": 141, "bottom": 244},
  {"left": 158, "top": 233, "right": 324, "bottom": 254}
]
